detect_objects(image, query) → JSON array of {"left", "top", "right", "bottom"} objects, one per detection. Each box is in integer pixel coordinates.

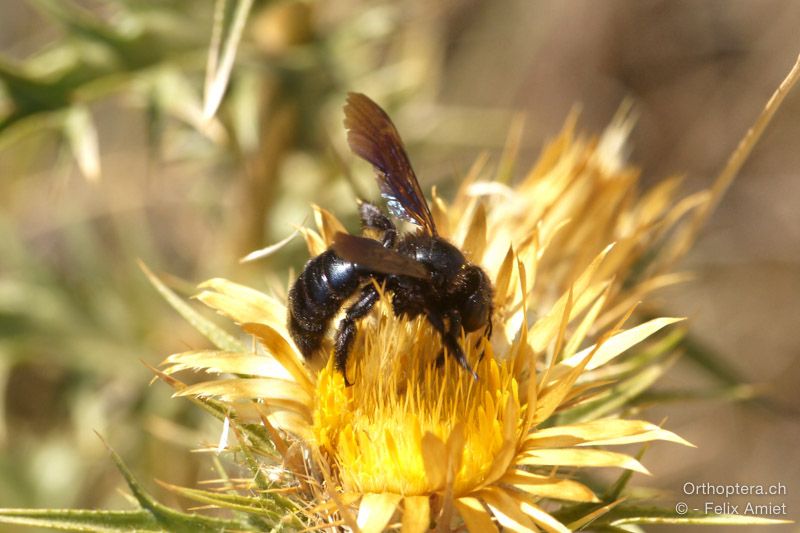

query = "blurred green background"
[{"left": 1, "top": 1, "right": 798, "bottom": 531}]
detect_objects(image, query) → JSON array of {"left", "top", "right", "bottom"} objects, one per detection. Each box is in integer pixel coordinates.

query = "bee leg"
[
  {"left": 333, "top": 284, "right": 380, "bottom": 385},
  {"left": 426, "top": 311, "right": 478, "bottom": 381},
  {"left": 358, "top": 201, "right": 397, "bottom": 247},
  {"left": 474, "top": 319, "right": 493, "bottom": 348},
  {"left": 474, "top": 338, "right": 485, "bottom": 363},
  {"left": 474, "top": 321, "right": 493, "bottom": 361}
]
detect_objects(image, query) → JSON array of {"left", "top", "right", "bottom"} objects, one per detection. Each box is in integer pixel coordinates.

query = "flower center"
[{"left": 311, "top": 300, "right": 522, "bottom": 496}]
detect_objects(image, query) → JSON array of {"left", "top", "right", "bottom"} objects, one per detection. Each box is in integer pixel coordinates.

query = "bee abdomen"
[{"left": 288, "top": 250, "right": 361, "bottom": 358}]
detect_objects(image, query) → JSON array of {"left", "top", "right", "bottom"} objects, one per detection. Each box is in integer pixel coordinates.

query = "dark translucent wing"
[
  {"left": 332, "top": 232, "right": 430, "bottom": 280},
  {"left": 344, "top": 92, "right": 437, "bottom": 236}
]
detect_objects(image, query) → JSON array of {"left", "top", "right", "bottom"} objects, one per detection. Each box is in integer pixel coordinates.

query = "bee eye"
[
  {"left": 461, "top": 294, "right": 489, "bottom": 332},
  {"left": 454, "top": 266, "right": 491, "bottom": 332}
]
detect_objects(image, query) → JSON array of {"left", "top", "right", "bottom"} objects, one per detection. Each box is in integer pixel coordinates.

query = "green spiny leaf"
[
  {"left": 0, "top": 508, "right": 161, "bottom": 532},
  {"left": 100, "top": 434, "right": 258, "bottom": 532},
  {"left": 159, "top": 482, "right": 302, "bottom": 526}
]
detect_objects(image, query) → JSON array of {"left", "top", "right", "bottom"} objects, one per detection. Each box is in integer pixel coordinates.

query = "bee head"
[{"left": 450, "top": 265, "right": 493, "bottom": 333}]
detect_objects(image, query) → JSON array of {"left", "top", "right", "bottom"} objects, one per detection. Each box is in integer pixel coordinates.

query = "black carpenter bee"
[{"left": 288, "top": 92, "right": 493, "bottom": 384}]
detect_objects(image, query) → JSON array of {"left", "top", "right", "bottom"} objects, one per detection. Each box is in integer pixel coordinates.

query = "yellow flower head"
[{"left": 162, "top": 103, "right": 702, "bottom": 532}]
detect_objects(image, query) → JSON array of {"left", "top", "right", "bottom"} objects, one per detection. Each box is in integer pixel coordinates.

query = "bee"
[{"left": 288, "top": 93, "right": 493, "bottom": 384}]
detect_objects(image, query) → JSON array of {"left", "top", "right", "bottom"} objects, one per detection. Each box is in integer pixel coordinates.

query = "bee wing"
[
  {"left": 332, "top": 232, "right": 430, "bottom": 280},
  {"left": 344, "top": 92, "right": 437, "bottom": 236}
]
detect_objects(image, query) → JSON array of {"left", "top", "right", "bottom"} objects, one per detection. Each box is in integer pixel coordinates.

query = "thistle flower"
[
  {"left": 161, "top": 109, "right": 702, "bottom": 532},
  {"left": 0, "top": 48, "right": 794, "bottom": 533}
]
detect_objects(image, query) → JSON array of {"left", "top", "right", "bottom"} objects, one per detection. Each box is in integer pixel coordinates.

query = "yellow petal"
[
  {"left": 518, "top": 231, "right": 538, "bottom": 297},
  {"left": 163, "top": 350, "right": 292, "bottom": 380},
  {"left": 595, "top": 233, "right": 639, "bottom": 283},
  {"left": 501, "top": 470, "right": 598, "bottom": 502},
  {"left": 420, "top": 432, "right": 447, "bottom": 490},
  {"left": 446, "top": 422, "right": 466, "bottom": 484},
  {"left": 558, "top": 317, "right": 684, "bottom": 372},
  {"left": 357, "top": 493, "right": 401, "bottom": 533},
  {"left": 528, "top": 244, "right": 613, "bottom": 352},
  {"left": 461, "top": 201, "right": 487, "bottom": 262},
  {"left": 477, "top": 393, "right": 519, "bottom": 490},
  {"left": 226, "top": 401, "right": 263, "bottom": 421},
  {"left": 532, "top": 318, "right": 604, "bottom": 426},
  {"left": 492, "top": 245, "right": 516, "bottom": 307},
  {"left": 313, "top": 204, "right": 347, "bottom": 245},
  {"left": 562, "top": 285, "right": 609, "bottom": 359},
  {"left": 239, "top": 228, "right": 300, "bottom": 263},
  {"left": 479, "top": 487, "right": 539, "bottom": 533},
  {"left": 242, "top": 322, "right": 314, "bottom": 393},
  {"left": 197, "top": 278, "right": 286, "bottom": 328},
  {"left": 547, "top": 284, "right": 573, "bottom": 372},
  {"left": 535, "top": 216, "right": 570, "bottom": 262},
  {"left": 632, "top": 175, "right": 683, "bottom": 227},
  {"left": 455, "top": 497, "right": 498, "bottom": 533},
  {"left": 515, "top": 495, "right": 570, "bottom": 533},
  {"left": 517, "top": 448, "right": 649, "bottom": 474},
  {"left": 178, "top": 378, "right": 311, "bottom": 416},
  {"left": 522, "top": 346, "right": 539, "bottom": 432},
  {"left": 299, "top": 227, "right": 327, "bottom": 257},
  {"left": 586, "top": 429, "right": 694, "bottom": 448},
  {"left": 401, "top": 496, "right": 430, "bottom": 533},
  {"left": 431, "top": 186, "right": 451, "bottom": 238},
  {"left": 524, "top": 419, "right": 691, "bottom": 448},
  {"left": 267, "top": 410, "right": 312, "bottom": 441}
]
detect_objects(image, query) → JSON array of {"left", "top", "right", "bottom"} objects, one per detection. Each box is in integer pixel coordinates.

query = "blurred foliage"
[{"left": 0, "top": 0, "right": 451, "bottom": 519}]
